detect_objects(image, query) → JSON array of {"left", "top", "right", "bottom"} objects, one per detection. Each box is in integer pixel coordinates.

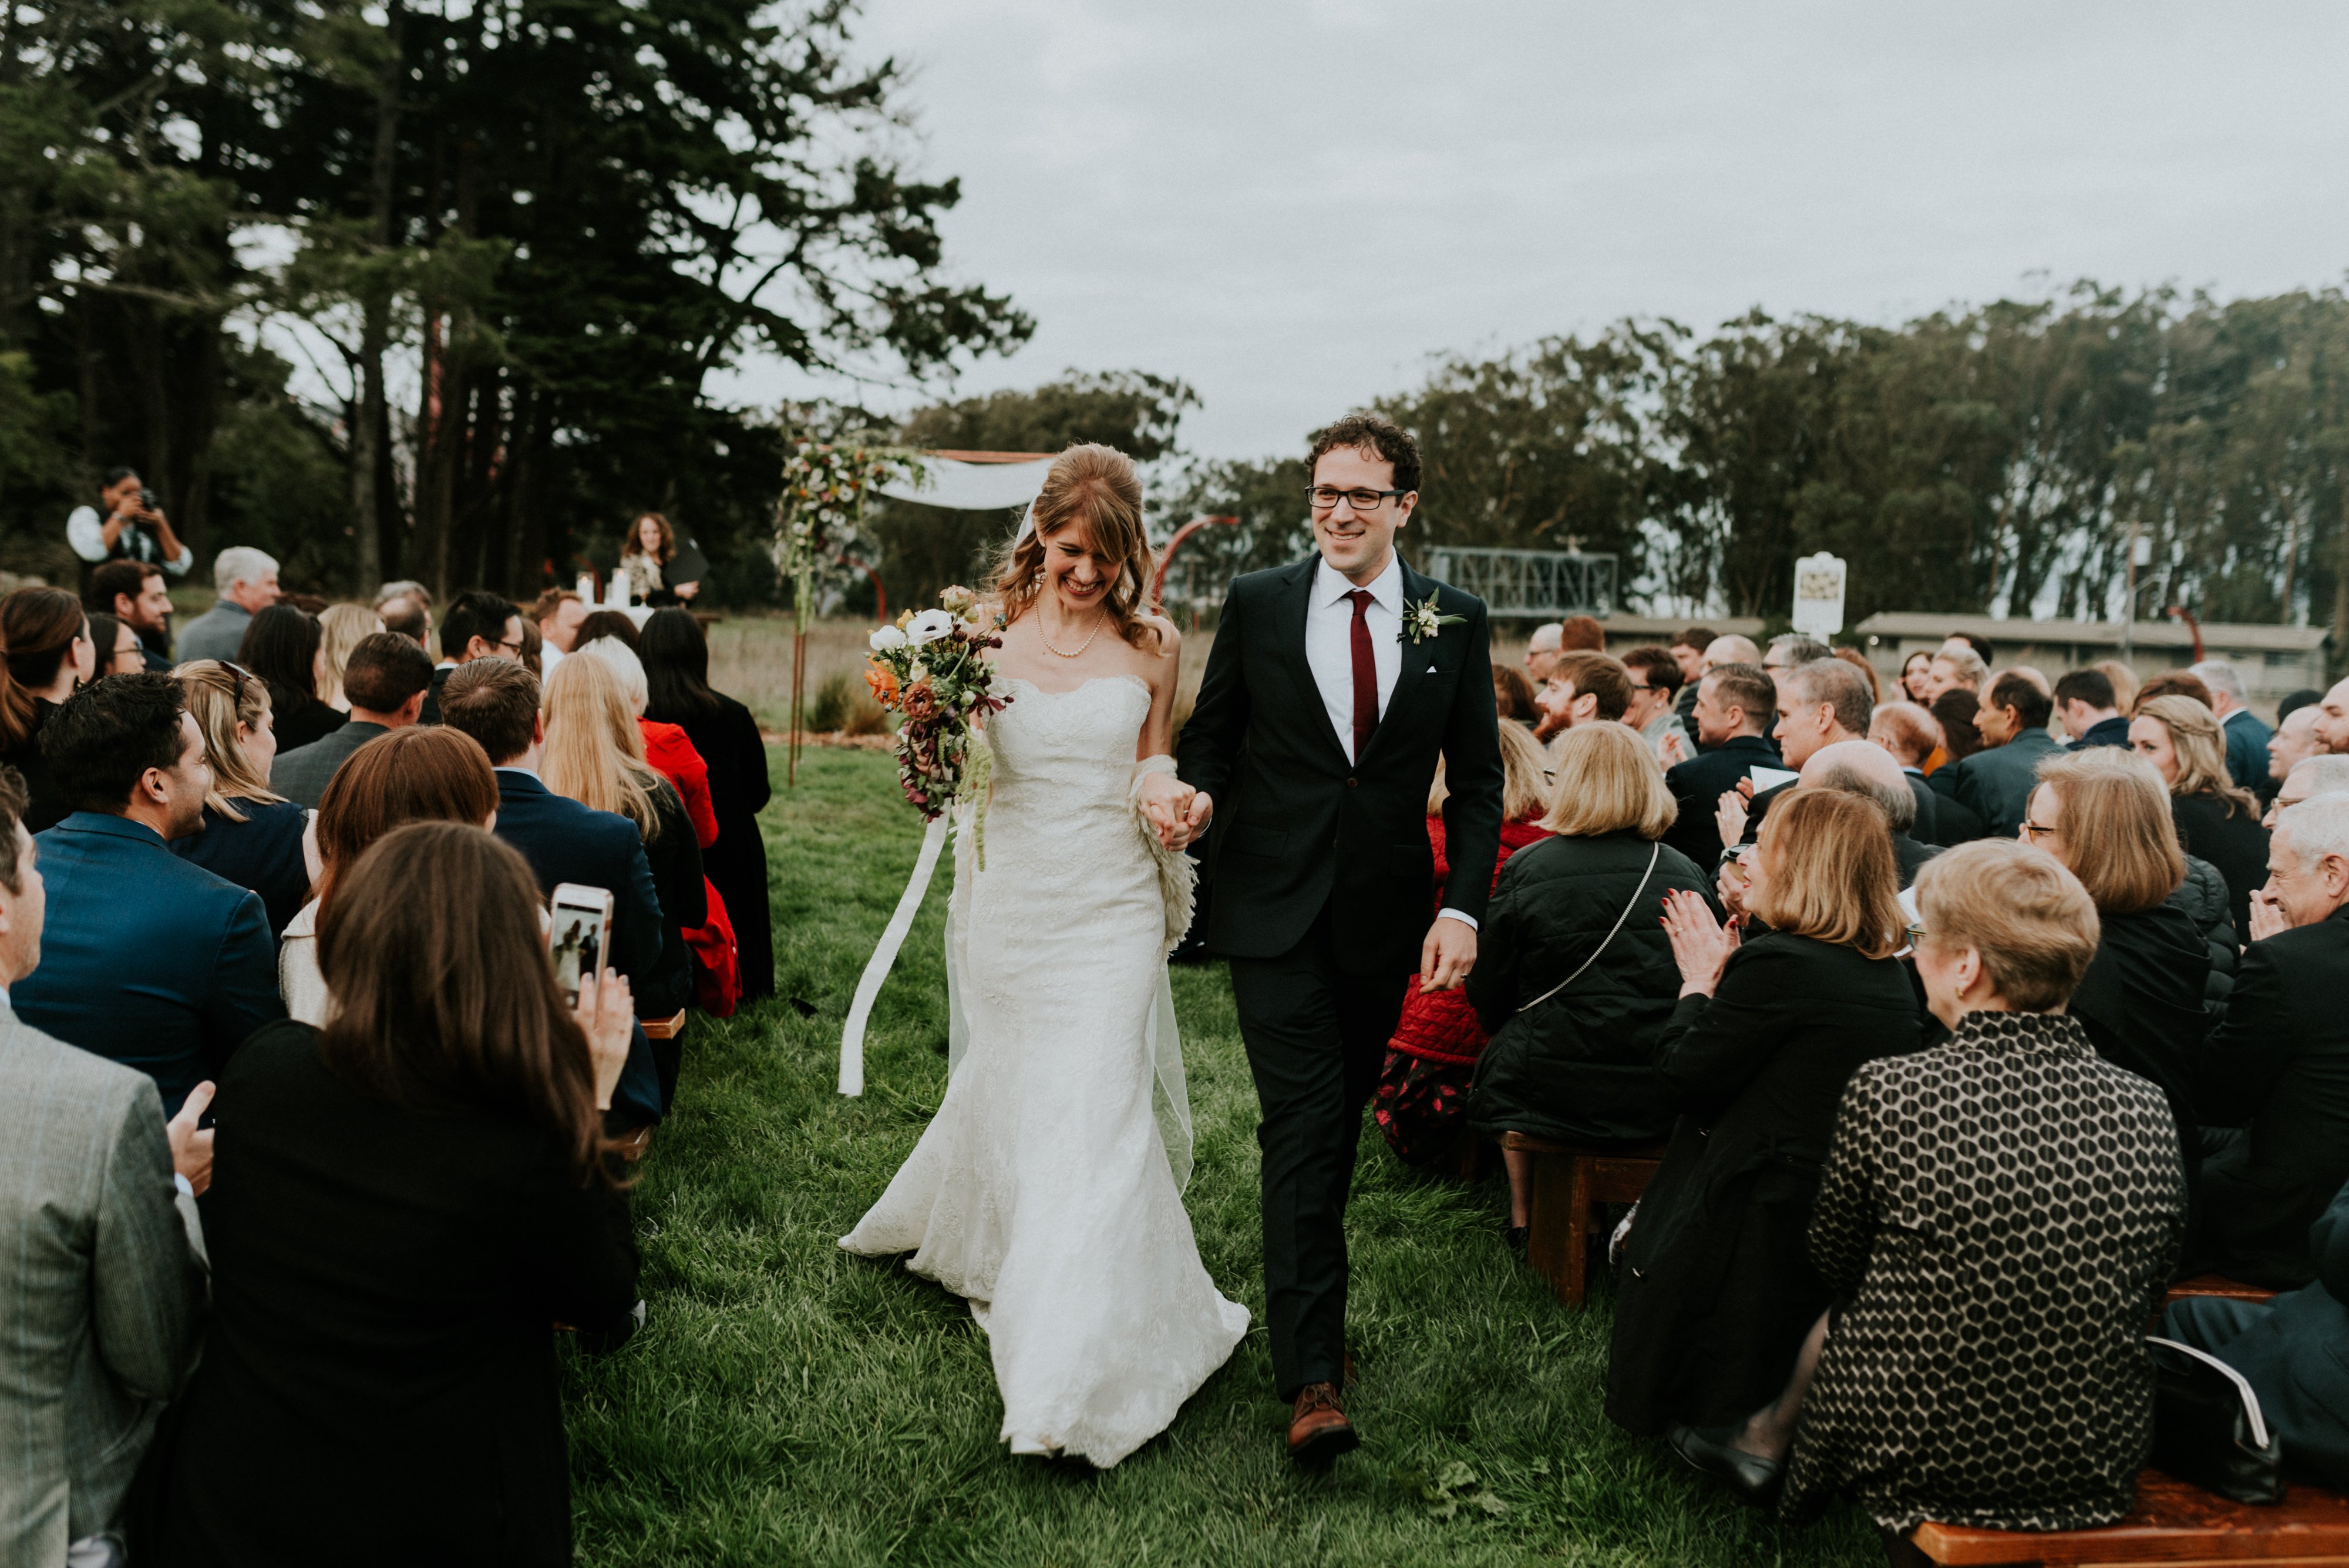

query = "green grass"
[{"left": 562, "top": 746, "right": 1882, "bottom": 1567}]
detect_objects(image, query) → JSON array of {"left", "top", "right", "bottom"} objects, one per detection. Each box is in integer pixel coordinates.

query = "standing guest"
[
  {"left": 174, "top": 548, "right": 280, "bottom": 665},
  {"left": 1558, "top": 614, "right": 1606, "bottom": 652},
  {"left": 542, "top": 654, "right": 704, "bottom": 1097},
  {"left": 315, "top": 603, "right": 382, "bottom": 712},
  {"left": 1949, "top": 670, "right": 2059, "bottom": 840},
  {"left": 1522, "top": 623, "right": 1564, "bottom": 688},
  {"left": 1921, "top": 644, "right": 1987, "bottom": 704},
  {"left": 2314, "top": 674, "right": 2349, "bottom": 755},
  {"left": 2089, "top": 657, "right": 2142, "bottom": 714},
  {"left": 268, "top": 632, "right": 435, "bottom": 809},
  {"left": 531, "top": 588, "right": 587, "bottom": 674},
  {"left": 142, "top": 823, "right": 641, "bottom": 1568},
  {"left": 1680, "top": 842, "right": 2183, "bottom": 1554},
  {"left": 2193, "top": 793, "right": 2349, "bottom": 1287},
  {"left": 1533, "top": 650, "right": 1631, "bottom": 740},
  {"left": 166, "top": 661, "right": 313, "bottom": 940},
  {"left": 1896, "top": 650, "right": 1935, "bottom": 704},
  {"left": 66, "top": 466, "right": 193, "bottom": 579},
  {"left": 376, "top": 593, "right": 430, "bottom": 653},
  {"left": 2024, "top": 749, "right": 2210, "bottom": 1182},
  {"left": 88, "top": 611, "right": 145, "bottom": 677},
  {"left": 2265, "top": 753, "right": 2349, "bottom": 830},
  {"left": 281, "top": 727, "right": 500, "bottom": 1026},
  {"left": 1668, "top": 626, "right": 1717, "bottom": 738},
  {"left": 640, "top": 608, "right": 773, "bottom": 1001},
  {"left": 1621, "top": 647, "right": 1692, "bottom": 763},
  {"left": 1830, "top": 646, "right": 1880, "bottom": 705},
  {"left": 2135, "top": 669, "right": 2214, "bottom": 711},
  {"left": 237, "top": 603, "right": 346, "bottom": 751},
  {"left": 439, "top": 658, "right": 665, "bottom": 1125},
  {"left": 1663, "top": 663, "right": 1779, "bottom": 870},
  {"left": 573, "top": 608, "right": 642, "bottom": 652},
  {"left": 419, "top": 590, "right": 523, "bottom": 725},
  {"left": 1800, "top": 741, "right": 1940, "bottom": 889},
  {"left": 2193, "top": 658, "right": 2275, "bottom": 800},
  {"left": 86, "top": 558, "right": 174, "bottom": 671},
  {"left": 1377, "top": 722, "right": 1556, "bottom": 1172},
  {"left": 1866, "top": 700, "right": 1972, "bottom": 846},
  {"left": 2269, "top": 702, "right": 2326, "bottom": 789},
  {"left": 0, "top": 762, "right": 211, "bottom": 1568},
  {"left": 2132, "top": 694, "right": 2269, "bottom": 938},
  {"left": 1607, "top": 788, "right": 1917, "bottom": 1442},
  {"left": 2054, "top": 667, "right": 2129, "bottom": 751},
  {"left": 1490, "top": 663, "right": 1538, "bottom": 727},
  {"left": 14, "top": 674, "right": 281, "bottom": 1116},
  {"left": 1463, "top": 724, "right": 1709, "bottom": 1235},
  {"left": 0, "top": 587, "right": 95, "bottom": 832}
]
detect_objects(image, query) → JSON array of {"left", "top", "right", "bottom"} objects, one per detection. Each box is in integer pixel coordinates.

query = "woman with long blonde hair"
[
  {"left": 317, "top": 603, "right": 383, "bottom": 712},
  {"left": 170, "top": 660, "right": 315, "bottom": 936},
  {"left": 540, "top": 651, "right": 704, "bottom": 1075},
  {"left": 2130, "top": 693, "right": 2269, "bottom": 938}
]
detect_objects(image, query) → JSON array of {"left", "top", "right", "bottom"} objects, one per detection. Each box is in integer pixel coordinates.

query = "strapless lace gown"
[{"left": 840, "top": 675, "right": 1248, "bottom": 1466}]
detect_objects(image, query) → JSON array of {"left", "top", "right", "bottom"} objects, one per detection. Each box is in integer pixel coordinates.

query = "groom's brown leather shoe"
[{"left": 1287, "top": 1383, "right": 1359, "bottom": 1465}]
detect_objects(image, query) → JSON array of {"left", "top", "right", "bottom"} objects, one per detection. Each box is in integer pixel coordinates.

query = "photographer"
[{"left": 68, "top": 467, "right": 193, "bottom": 578}]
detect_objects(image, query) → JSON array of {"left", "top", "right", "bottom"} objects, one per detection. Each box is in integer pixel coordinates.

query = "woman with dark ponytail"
[{"left": 0, "top": 586, "right": 93, "bottom": 831}]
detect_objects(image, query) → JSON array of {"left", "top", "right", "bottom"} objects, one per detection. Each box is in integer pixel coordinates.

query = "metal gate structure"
[{"left": 1421, "top": 547, "right": 1616, "bottom": 618}]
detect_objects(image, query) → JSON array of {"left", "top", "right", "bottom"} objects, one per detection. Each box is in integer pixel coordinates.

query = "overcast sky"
[{"left": 719, "top": 0, "right": 2349, "bottom": 461}]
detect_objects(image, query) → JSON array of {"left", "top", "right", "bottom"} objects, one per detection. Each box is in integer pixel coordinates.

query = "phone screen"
[{"left": 547, "top": 883, "right": 615, "bottom": 1008}]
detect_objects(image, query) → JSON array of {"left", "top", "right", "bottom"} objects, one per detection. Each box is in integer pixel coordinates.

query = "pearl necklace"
[{"left": 1039, "top": 611, "right": 1106, "bottom": 658}]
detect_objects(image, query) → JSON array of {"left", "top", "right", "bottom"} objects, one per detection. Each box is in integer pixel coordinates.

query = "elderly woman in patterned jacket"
[{"left": 1669, "top": 839, "right": 2188, "bottom": 1568}]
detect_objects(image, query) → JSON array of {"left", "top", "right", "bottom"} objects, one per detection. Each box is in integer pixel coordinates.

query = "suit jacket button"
[{"left": 1345, "top": 777, "right": 1359, "bottom": 788}]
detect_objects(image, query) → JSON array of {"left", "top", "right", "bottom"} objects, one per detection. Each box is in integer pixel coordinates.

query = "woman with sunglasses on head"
[
  {"left": 0, "top": 587, "right": 94, "bottom": 832},
  {"left": 169, "top": 661, "right": 314, "bottom": 939}
]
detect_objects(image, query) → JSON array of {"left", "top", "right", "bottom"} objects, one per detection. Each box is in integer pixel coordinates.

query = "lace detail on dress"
[{"left": 838, "top": 674, "right": 1247, "bottom": 1466}]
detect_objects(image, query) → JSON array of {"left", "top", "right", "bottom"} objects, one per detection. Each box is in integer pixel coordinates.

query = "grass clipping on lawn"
[{"left": 560, "top": 746, "right": 1884, "bottom": 1567}]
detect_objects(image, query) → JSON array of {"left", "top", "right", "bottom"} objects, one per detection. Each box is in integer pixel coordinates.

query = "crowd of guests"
[
  {"left": 1423, "top": 622, "right": 2349, "bottom": 1562},
  {"left": 1, "top": 552, "right": 774, "bottom": 1564}
]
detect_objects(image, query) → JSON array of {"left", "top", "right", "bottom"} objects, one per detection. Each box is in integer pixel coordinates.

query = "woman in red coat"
[{"left": 1374, "top": 719, "right": 1553, "bottom": 1169}]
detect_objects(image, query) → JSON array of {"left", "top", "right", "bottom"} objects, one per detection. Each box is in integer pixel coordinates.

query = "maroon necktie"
[{"left": 1346, "top": 588, "right": 1378, "bottom": 763}]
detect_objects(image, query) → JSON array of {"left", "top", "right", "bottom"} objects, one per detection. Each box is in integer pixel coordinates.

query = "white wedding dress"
[{"left": 840, "top": 674, "right": 1249, "bottom": 1466}]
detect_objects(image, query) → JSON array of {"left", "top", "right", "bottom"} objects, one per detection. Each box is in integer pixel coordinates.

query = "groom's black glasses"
[{"left": 1307, "top": 486, "right": 1406, "bottom": 512}]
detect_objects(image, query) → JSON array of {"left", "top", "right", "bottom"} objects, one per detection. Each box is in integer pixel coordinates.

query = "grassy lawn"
[{"left": 562, "top": 745, "right": 1882, "bottom": 1567}]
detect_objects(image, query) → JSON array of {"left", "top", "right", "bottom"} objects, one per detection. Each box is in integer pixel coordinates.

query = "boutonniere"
[{"left": 1399, "top": 593, "right": 1465, "bottom": 645}]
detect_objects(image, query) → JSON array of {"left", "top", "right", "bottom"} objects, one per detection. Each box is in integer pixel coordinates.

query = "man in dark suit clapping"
[{"left": 1661, "top": 662, "right": 1779, "bottom": 871}]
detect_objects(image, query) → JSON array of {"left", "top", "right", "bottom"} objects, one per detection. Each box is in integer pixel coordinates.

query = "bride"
[{"left": 840, "top": 442, "right": 1248, "bottom": 1466}]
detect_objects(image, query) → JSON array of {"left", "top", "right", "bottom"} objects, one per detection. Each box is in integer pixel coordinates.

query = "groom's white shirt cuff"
[{"left": 1436, "top": 908, "right": 1477, "bottom": 930}]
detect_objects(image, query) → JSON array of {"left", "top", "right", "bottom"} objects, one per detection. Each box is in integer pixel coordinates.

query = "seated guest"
[
  {"left": 165, "top": 662, "right": 313, "bottom": 940},
  {"left": 1463, "top": 723, "right": 1707, "bottom": 1238},
  {"left": 173, "top": 547, "right": 278, "bottom": 665},
  {"left": 2266, "top": 752, "right": 2349, "bottom": 829},
  {"left": 2091, "top": 657, "right": 2142, "bottom": 714},
  {"left": 280, "top": 726, "right": 501, "bottom": 1025},
  {"left": 533, "top": 588, "right": 587, "bottom": 674},
  {"left": 1676, "top": 840, "right": 2183, "bottom": 1556},
  {"left": 2269, "top": 702, "right": 2327, "bottom": 795},
  {"left": 2055, "top": 666, "right": 2128, "bottom": 751},
  {"left": 1949, "top": 669, "right": 2059, "bottom": 840},
  {"left": 1798, "top": 740, "right": 1939, "bottom": 888},
  {"left": 14, "top": 674, "right": 281, "bottom": 1115},
  {"left": 1372, "top": 723, "right": 1553, "bottom": 1172},
  {"left": 0, "top": 763, "right": 211, "bottom": 1566},
  {"left": 440, "top": 658, "right": 664, "bottom": 1124},
  {"left": 2132, "top": 693, "right": 2269, "bottom": 938},
  {"left": 2135, "top": 668, "right": 2214, "bottom": 711},
  {"left": 269, "top": 631, "right": 435, "bottom": 808},
  {"left": 2195, "top": 793, "right": 2349, "bottom": 1287},
  {"left": 1621, "top": 647, "right": 1692, "bottom": 762},
  {"left": 376, "top": 590, "right": 429, "bottom": 652},
  {"left": 1490, "top": 662, "right": 1537, "bottom": 728},
  {"left": 143, "top": 823, "right": 641, "bottom": 1567},
  {"left": 640, "top": 608, "right": 773, "bottom": 1000},
  {"left": 88, "top": 611, "right": 145, "bottom": 677},
  {"left": 0, "top": 587, "right": 93, "bottom": 832},
  {"left": 2024, "top": 749, "right": 2209, "bottom": 1179},
  {"left": 1830, "top": 646, "right": 1880, "bottom": 705},
  {"left": 581, "top": 637, "right": 718, "bottom": 849},
  {"left": 542, "top": 654, "right": 704, "bottom": 1095},
  {"left": 573, "top": 608, "right": 642, "bottom": 652},
  {"left": 1724, "top": 656, "right": 1873, "bottom": 848},
  {"left": 1866, "top": 698, "right": 1983, "bottom": 846},
  {"left": 419, "top": 590, "right": 522, "bottom": 725},
  {"left": 2191, "top": 658, "right": 2276, "bottom": 802},
  {"left": 316, "top": 602, "right": 382, "bottom": 714},
  {"left": 237, "top": 604, "right": 345, "bottom": 751},
  {"left": 1605, "top": 789, "right": 1918, "bottom": 1441},
  {"left": 2163, "top": 1175, "right": 2349, "bottom": 1492},
  {"left": 1662, "top": 662, "right": 1779, "bottom": 872},
  {"left": 1533, "top": 650, "right": 1631, "bottom": 741},
  {"left": 85, "top": 558, "right": 174, "bottom": 672}
]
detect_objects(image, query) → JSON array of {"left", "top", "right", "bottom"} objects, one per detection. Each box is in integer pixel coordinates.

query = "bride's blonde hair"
[{"left": 992, "top": 443, "right": 1163, "bottom": 650}]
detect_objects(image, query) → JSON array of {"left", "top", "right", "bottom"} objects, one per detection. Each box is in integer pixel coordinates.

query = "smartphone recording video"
[{"left": 548, "top": 883, "right": 615, "bottom": 1009}]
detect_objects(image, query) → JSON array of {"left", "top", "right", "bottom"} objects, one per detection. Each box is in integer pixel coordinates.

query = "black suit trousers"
[{"left": 1228, "top": 901, "right": 1408, "bottom": 1401}]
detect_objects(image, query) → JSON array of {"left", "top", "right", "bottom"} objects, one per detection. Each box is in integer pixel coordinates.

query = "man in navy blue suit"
[
  {"left": 438, "top": 658, "right": 665, "bottom": 1125},
  {"left": 14, "top": 673, "right": 282, "bottom": 1115}
]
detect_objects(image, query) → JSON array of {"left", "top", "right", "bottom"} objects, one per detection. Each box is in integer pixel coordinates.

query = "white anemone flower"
[
  {"left": 869, "top": 624, "right": 909, "bottom": 652},
  {"left": 907, "top": 608, "right": 957, "bottom": 645}
]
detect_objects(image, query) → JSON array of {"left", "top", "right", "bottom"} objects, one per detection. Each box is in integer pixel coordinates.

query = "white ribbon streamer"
[{"left": 839, "top": 814, "right": 950, "bottom": 1096}]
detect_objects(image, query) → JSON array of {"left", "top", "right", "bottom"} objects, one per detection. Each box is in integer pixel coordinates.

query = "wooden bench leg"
[
  {"left": 1526, "top": 1149, "right": 1572, "bottom": 1302},
  {"left": 1563, "top": 1155, "right": 1593, "bottom": 1307}
]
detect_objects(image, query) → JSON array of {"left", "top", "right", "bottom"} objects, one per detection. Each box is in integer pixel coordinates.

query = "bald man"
[
  {"left": 1802, "top": 738, "right": 1941, "bottom": 888},
  {"left": 1523, "top": 623, "right": 1564, "bottom": 687}
]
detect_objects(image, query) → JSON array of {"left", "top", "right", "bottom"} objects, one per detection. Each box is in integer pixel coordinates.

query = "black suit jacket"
[
  {"left": 419, "top": 665, "right": 455, "bottom": 726},
  {"left": 2198, "top": 905, "right": 2349, "bottom": 1286},
  {"left": 1177, "top": 555, "right": 1504, "bottom": 975},
  {"left": 1903, "top": 772, "right": 1939, "bottom": 843},
  {"left": 1923, "top": 764, "right": 1991, "bottom": 844},
  {"left": 1663, "top": 733, "right": 1780, "bottom": 868}
]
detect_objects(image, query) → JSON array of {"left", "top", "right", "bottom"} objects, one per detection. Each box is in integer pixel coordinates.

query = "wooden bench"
[
  {"left": 2164, "top": 1273, "right": 2280, "bottom": 1310},
  {"left": 1499, "top": 1131, "right": 1666, "bottom": 1307},
  {"left": 1913, "top": 1468, "right": 2349, "bottom": 1564},
  {"left": 640, "top": 1010, "right": 687, "bottom": 1041}
]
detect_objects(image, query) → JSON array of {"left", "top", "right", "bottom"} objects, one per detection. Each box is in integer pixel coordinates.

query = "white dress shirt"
[
  {"left": 66, "top": 504, "right": 193, "bottom": 574},
  {"left": 1299, "top": 553, "right": 1475, "bottom": 931}
]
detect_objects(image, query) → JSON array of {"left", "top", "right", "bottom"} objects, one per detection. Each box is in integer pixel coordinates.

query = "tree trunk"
[{"left": 349, "top": 2, "right": 403, "bottom": 593}]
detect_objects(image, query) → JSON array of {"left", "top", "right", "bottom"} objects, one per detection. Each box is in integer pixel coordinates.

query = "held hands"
[
  {"left": 2248, "top": 888, "right": 2290, "bottom": 944},
  {"left": 1137, "top": 770, "right": 1210, "bottom": 851},
  {"left": 572, "top": 968, "right": 635, "bottom": 1111},
  {"left": 1419, "top": 917, "right": 1477, "bottom": 993},
  {"left": 167, "top": 1082, "right": 216, "bottom": 1197},
  {"left": 1660, "top": 888, "right": 1739, "bottom": 998},
  {"left": 1713, "top": 777, "right": 1754, "bottom": 854}
]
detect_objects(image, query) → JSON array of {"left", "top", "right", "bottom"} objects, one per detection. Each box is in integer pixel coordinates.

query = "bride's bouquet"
[{"left": 864, "top": 586, "right": 1009, "bottom": 823}]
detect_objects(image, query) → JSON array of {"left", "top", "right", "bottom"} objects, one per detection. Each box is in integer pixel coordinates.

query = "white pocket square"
[{"left": 1425, "top": 664, "right": 1439, "bottom": 673}]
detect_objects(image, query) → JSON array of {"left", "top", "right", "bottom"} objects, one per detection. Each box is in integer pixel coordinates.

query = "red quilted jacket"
[{"left": 1387, "top": 812, "right": 1550, "bottom": 1066}]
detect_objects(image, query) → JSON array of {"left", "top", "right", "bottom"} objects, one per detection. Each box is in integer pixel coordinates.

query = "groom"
[{"left": 1152, "top": 413, "right": 1503, "bottom": 1463}]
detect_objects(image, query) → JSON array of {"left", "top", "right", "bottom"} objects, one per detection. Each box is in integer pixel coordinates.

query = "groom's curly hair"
[{"left": 1309, "top": 412, "right": 1422, "bottom": 496}]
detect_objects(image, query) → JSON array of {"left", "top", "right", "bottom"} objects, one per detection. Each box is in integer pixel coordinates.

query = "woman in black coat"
[
  {"left": 1604, "top": 787, "right": 1918, "bottom": 1438},
  {"left": 2131, "top": 694, "right": 2268, "bottom": 940},
  {"left": 238, "top": 603, "right": 348, "bottom": 752},
  {"left": 641, "top": 609, "right": 773, "bottom": 999},
  {"left": 143, "top": 823, "right": 640, "bottom": 1568},
  {"left": 0, "top": 587, "right": 93, "bottom": 832},
  {"left": 167, "top": 662, "right": 315, "bottom": 938},
  {"left": 1466, "top": 723, "right": 1716, "bottom": 1232}
]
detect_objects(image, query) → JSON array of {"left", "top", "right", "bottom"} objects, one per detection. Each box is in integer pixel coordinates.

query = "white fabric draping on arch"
[{"left": 876, "top": 456, "right": 1055, "bottom": 512}]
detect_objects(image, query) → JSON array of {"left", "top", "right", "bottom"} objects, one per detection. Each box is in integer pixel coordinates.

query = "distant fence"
[{"left": 1422, "top": 547, "right": 1616, "bottom": 618}]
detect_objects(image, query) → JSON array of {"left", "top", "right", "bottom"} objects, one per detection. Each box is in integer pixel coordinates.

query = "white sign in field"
[{"left": 1792, "top": 551, "right": 1847, "bottom": 638}]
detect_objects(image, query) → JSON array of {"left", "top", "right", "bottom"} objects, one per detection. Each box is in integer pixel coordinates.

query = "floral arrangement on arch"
[
  {"left": 866, "top": 586, "right": 1012, "bottom": 853},
  {"left": 772, "top": 439, "right": 923, "bottom": 629}
]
